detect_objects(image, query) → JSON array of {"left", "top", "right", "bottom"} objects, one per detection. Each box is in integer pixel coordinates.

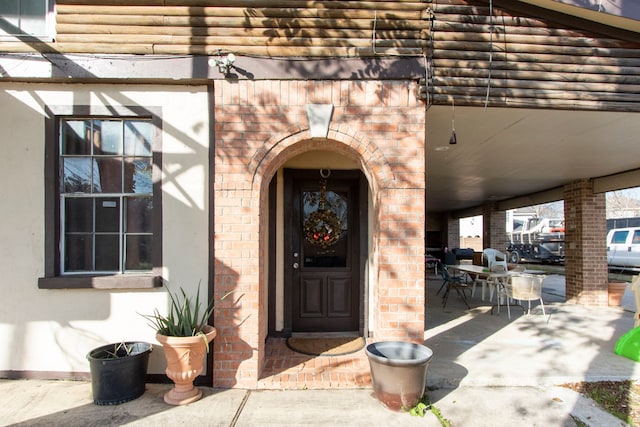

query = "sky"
[{"left": 460, "top": 215, "right": 482, "bottom": 237}]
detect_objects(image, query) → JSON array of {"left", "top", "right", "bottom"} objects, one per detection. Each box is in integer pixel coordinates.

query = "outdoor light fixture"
[
  {"left": 449, "top": 130, "right": 457, "bottom": 145},
  {"left": 210, "top": 53, "right": 236, "bottom": 76},
  {"left": 449, "top": 98, "right": 457, "bottom": 145}
]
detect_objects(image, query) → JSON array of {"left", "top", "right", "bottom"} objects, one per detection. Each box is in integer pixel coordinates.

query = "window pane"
[
  {"left": 124, "top": 158, "right": 152, "bottom": 194},
  {"left": 94, "top": 120, "right": 123, "bottom": 155},
  {"left": 126, "top": 197, "right": 152, "bottom": 233},
  {"left": 125, "top": 235, "right": 152, "bottom": 271},
  {"left": 613, "top": 231, "right": 629, "bottom": 244},
  {"left": 62, "top": 158, "right": 93, "bottom": 193},
  {"left": 95, "top": 235, "right": 119, "bottom": 271},
  {"left": 94, "top": 158, "right": 122, "bottom": 193},
  {"left": 125, "top": 121, "right": 152, "bottom": 156},
  {"left": 65, "top": 234, "right": 92, "bottom": 271},
  {"left": 61, "top": 120, "right": 91, "bottom": 155},
  {"left": 302, "top": 189, "right": 348, "bottom": 268},
  {"left": 0, "top": 1, "right": 21, "bottom": 30},
  {"left": 65, "top": 198, "right": 93, "bottom": 233},
  {"left": 57, "top": 115, "right": 156, "bottom": 276},
  {"left": 20, "top": 0, "right": 47, "bottom": 35},
  {"left": 95, "top": 198, "right": 120, "bottom": 232}
]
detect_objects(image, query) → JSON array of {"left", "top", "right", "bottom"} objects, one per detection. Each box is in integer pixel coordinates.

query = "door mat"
[{"left": 286, "top": 336, "right": 366, "bottom": 356}]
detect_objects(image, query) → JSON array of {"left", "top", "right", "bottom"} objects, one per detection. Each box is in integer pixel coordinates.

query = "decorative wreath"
[{"left": 304, "top": 209, "right": 342, "bottom": 248}]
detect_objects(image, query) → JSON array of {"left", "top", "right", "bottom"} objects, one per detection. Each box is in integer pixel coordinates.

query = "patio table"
[{"left": 447, "top": 264, "right": 515, "bottom": 302}]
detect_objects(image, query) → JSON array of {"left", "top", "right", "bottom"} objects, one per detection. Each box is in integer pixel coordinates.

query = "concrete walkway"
[
  {"left": 0, "top": 380, "right": 628, "bottom": 427},
  {"left": 0, "top": 274, "right": 637, "bottom": 426}
]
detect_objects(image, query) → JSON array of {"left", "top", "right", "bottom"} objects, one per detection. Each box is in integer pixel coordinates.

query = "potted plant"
[
  {"left": 608, "top": 281, "right": 628, "bottom": 306},
  {"left": 141, "top": 285, "right": 231, "bottom": 405},
  {"left": 87, "top": 341, "right": 153, "bottom": 405}
]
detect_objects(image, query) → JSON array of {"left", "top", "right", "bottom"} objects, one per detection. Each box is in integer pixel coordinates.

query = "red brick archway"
[{"left": 212, "top": 79, "right": 426, "bottom": 388}]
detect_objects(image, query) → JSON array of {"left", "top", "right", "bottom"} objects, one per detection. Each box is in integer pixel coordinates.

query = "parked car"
[{"left": 607, "top": 227, "right": 640, "bottom": 267}]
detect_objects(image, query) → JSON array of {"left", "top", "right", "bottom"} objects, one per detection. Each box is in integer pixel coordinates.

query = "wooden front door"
[{"left": 284, "top": 169, "right": 361, "bottom": 333}]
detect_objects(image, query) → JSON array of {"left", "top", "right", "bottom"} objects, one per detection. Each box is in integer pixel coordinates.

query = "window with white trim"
[
  {"left": 39, "top": 106, "right": 162, "bottom": 289},
  {"left": 61, "top": 119, "right": 154, "bottom": 274},
  {"left": 0, "top": 0, "right": 51, "bottom": 38}
]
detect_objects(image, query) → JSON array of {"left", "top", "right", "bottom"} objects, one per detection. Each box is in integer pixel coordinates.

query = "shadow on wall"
[
  {"left": 211, "top": 258, "right": 253, "bottom": 388},
  {"left": 0, "top": 84, "right": 218, "bottom": 380}
]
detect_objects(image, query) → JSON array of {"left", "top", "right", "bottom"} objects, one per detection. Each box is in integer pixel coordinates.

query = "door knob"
[{"left": 293, "top": 262, "right": 299, "bottom": 269}]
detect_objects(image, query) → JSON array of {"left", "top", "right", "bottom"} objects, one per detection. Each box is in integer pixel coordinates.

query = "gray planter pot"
[{"left": 365, "top": 341, "right": 433, "bottom": 411}]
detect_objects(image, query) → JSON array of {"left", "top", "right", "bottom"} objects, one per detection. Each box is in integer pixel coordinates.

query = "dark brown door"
[{"left": 285, "top": 169, "right": 361, "bottom": 333}]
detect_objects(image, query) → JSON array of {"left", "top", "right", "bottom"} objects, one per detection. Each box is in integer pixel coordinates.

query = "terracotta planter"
[
  {"left": 608, "top": 282, "right": 627, "bottom": 306},
  {"left": 156, "top": 325, "right": 217, "bottom": 405}
]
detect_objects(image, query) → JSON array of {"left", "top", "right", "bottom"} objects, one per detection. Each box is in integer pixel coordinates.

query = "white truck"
[
  {"left": 607, "top": 227, "right": 640, "bottom": 268},
  {"left": 506, "top": 217, "right": 565, "bottom": 264}
]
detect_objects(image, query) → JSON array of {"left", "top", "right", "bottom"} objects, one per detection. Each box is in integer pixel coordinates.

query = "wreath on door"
[
  {"left": 303, "top": 170, "right": 342, "bottom": 249},
  {"left": 304, "top": 209, "right": 342, "bottom": 248}
]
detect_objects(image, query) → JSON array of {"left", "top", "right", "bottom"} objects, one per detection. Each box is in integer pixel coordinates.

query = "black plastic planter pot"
[
  {"left": 365, "top": 341, "right": 433, "bottom": 411},
  {"left": 87, "top": 341, "right": 152, "bottom": 405}
]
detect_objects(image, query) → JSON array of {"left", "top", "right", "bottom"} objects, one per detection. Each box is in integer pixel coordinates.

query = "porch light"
[
  {"left": 449, "top": 98, "right": 457, "bottom": 145},
  {"left": 210, "top": 53, "right": 236, "bottom": 76},
  {"left": 449, "top": 130, "right": 457, "bottom": 145}
]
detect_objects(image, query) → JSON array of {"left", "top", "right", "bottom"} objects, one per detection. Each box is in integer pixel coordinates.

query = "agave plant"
[{"left": 141, "top": 284, "right": 232, "bottom": 341}]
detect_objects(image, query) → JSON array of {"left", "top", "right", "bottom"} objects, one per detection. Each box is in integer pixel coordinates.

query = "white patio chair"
[
  {"left": 482, "top": 248, "right": 508, "bottom": 271},
  {"left": 470, "top": 264, "right": 505, "bottom": 301},
  {"left": 498, "top": 274, "right": 546, "bottom": 319}
]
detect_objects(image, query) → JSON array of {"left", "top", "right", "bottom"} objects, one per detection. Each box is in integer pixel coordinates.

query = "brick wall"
[
  {"left": 447, "top": 217, "right": 460, "bottom": 249},
  {"left": 564, "top": 179, "right": 608, "bottom": 305},
  {"left": 212, "top": 79, "right": 426, "bottom": 387},
  {"left": 484, "top": 202, "right": 508, "bottom": 251}
]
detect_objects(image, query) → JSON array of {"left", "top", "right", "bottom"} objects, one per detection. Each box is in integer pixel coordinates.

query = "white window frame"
[
  {"left": 59, "top": 118, "right": 155, "bottom": 275},
  {"left": 0, "top": 0, "right": 54, "bottom": 41}
]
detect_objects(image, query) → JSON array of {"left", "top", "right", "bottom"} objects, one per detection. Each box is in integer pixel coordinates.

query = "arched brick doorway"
[{"left": 213, "top": 79, "right": 425, "bottom": 389}]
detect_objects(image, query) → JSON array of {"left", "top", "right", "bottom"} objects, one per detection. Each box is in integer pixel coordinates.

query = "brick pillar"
[
  {"left": 564, "top": 179, "right": 608, "bottom": 306},
  {"left": 447, "top": 216, "right": 460, "bottom": 249},
  {"left": 378, "top": 187, "right": 426, "bottom": 342},
  {"left": 482, "top": 202, "right": 507, "bottom": 251}
]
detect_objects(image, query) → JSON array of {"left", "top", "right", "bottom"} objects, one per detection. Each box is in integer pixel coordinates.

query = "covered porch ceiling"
[
  {"left": 424, "top": 1, "right": 640, "bottom": 215},
  {"left": 425, "top": 106, "right": 640, "bottom": 214}
]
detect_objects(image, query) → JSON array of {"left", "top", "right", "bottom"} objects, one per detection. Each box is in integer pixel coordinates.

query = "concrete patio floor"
[{"left": 424, "top": 271, "right": 640, "bottom": 389}]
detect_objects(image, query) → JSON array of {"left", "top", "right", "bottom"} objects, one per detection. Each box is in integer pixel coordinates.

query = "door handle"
[{"left": 293, "top": 262, "right": 299, "bottom": 269}]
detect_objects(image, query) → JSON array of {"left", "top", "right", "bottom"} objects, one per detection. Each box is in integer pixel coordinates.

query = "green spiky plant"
[{"left": 140, "top": 284, "right": 232, "bottom": 351}]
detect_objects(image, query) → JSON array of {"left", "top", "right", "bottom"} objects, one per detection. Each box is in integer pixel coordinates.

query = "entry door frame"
[{"left": 279, "top": 168, "right": 368, "bottom": 337}]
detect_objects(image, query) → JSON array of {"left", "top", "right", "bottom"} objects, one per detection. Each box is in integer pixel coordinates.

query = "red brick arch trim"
[{"left": 249, "top": 127, "right": 395, "bottom": 192}]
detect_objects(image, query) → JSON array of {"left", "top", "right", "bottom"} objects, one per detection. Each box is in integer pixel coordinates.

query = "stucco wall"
[{"left": 0, "top": 83, "right": 210, "bottom": 376}]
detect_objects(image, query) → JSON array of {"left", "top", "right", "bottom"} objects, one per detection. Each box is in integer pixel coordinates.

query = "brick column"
[
  {"left": 447, "top": 216, "right": 460, "bottom": 249},
  {"left": 483, "top": 202, "right": 507, "bottom": 251},
  {"left": 377, "top": 187, "right": 426, "bottom": 342},
  {"left": 563, "top": 179, "right": 608, "bottom": 305}
]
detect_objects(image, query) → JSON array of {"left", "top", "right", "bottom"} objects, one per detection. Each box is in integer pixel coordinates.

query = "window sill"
[
  {"left": 38, "top": 274, "right": 163, "bottom": 290},
  {"left": 0, "top": 35, "right": 55, "bottom": 43}
]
